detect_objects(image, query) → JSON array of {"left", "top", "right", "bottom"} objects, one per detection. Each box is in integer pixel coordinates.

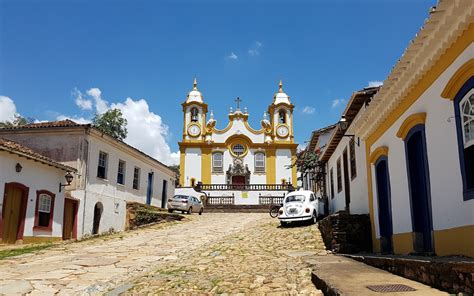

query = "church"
[{"left": 178, "top": 79, "right": 298, "bottom": 205}]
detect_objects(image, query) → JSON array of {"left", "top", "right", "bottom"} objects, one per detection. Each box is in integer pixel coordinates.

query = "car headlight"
[{"left": 279, "top": 209, "right": 283, "bottom": 215}]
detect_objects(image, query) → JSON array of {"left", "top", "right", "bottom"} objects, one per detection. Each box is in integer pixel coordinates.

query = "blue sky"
[{"left": 0, "top": 0, "right": 436, "bottom": 164}]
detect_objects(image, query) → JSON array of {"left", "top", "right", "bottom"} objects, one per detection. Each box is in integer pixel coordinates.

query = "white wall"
[
  {"left": 369, "top": 44, "right": 474, "bottom": 237},
  {"left": 212, "top": 118, "right": 265, "bottom": 143},
  {"left": 184, "top": 147, "right": 202, "bottom": 186},
  {"left": 275, "top": 149, "right": 292, "bottom": 183},
  {"left": 0, "top": 152, "right": 67, "bottom": 239}
]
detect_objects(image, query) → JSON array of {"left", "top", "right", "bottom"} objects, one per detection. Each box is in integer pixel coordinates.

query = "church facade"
[{"left": 178, "top": 80, "right": 298, "bottom": 204}]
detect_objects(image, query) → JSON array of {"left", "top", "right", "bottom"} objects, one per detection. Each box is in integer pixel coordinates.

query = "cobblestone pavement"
[
  {"left": 124, "top": 217, "right": 326, "bottom": 295},
  {"left": 0, "top": 213, "right": 271, "bottom": 295}
]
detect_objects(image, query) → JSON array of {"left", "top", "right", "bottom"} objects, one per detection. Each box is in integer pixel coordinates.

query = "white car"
[{"left": 278, "top": 190, "right": 318, "bottom": 227}]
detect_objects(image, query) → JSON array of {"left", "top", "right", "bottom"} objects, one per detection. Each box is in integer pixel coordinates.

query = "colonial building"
[
  {"left": 178, "top": 80, "right": 298, "bottom": 205},
  {"left": 348, "top": 0, "right": 474, "bottom": 256},
  {"left": 0, "top": 120, "right": 176, "bottom": 238},
  {"left": 0, "top": 138, "right": 77, "bottom": 244}
]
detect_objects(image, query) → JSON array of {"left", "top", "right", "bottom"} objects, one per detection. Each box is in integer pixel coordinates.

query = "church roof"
[
  {"left": 185, "top": 78, "right": 204, "bottom": 104},
  {"left": 272, "top": 80, "right": 292, "bottom": 106}
]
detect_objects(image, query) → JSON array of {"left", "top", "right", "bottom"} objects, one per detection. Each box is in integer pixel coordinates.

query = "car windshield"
[
  {"left": 285, "top": 195, "right": 305, "bottom": 203},
  {"left": 173, "top": 195, "right": 189, "bottom": 200}
]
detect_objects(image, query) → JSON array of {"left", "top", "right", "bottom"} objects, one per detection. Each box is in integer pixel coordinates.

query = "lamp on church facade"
[{"left": 338, "top": 115, "right": 360, "bottom": 146}]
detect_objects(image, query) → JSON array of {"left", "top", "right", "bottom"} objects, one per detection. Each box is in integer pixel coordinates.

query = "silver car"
[{"left": 167, "top": 195, "right": 203, "bottom": 215}]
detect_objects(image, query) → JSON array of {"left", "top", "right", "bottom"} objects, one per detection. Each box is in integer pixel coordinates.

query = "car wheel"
[
  {"left": 199, "top": 208, "right": 203, "bottom": 215},
  {"left": 168, "top": 209, "right": 173, "bottom": 213},
  {"left": 188, "top": 207, "right": 193, "bottom": 215},
  {"left": 312, "top": 211, "right": 317, "bottom": 224}
]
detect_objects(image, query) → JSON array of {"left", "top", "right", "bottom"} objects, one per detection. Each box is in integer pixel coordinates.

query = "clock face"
[
  {"left": 276, "top": 125, "right": 289, "bottom": 138},
  {"left": 188, "top": 124, "right": 201, "bottom": 137}
]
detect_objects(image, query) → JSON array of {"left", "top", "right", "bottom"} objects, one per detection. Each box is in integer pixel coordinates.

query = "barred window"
[
  {"left": 117, "top": 160, "right": 126, "bottom": 185},
  {"left": 255, "top": 152, "right": 265, "bottom": 172},
  {"left": 133, "top": 167, "right": 140, "bottom": 190},
  {"left": 232, "top": 144, "right": 245, "bottom": 156},
  {"left": 212, "top": 152, "right": 223, "bottom": 172},
  {"left": 97, "top": 151, "right": 108, "bottom": 179},
  {"left": 461, "top": 94, "right": 474, "bottom": 147},
  {"left": 36, "top": 193, "right": 54, "bottom": 228}
]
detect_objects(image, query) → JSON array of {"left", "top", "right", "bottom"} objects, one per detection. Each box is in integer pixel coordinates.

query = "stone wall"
[
  {"left": 345, "top": 254, "right": 474, "bottom": 294},
  {"left": 317, "top": 211, "right": 372, "bottom": 254}
]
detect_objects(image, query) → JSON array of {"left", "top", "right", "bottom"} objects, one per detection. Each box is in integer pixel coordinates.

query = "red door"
[{"left": 232, "top": 176, "right": 246, "bottom": 186}]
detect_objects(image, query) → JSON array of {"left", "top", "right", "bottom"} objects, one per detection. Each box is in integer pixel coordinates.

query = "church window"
[
  {"left": 117, "top": 160, "right": 126, "bottom": 185},
  {"left": 255, "top": 152, "right": 265, "bottom": 172},
  {"left": 34, "top": 191, "right": 55, "bottom": 229},
  {"left": 212, "top": 152, "right": 223, "bottom": 173},
  {"left": 97, "top": 151, "right": 108, "bottom": 179},
  {"left": 454, "top": 82, "right": 474, "bottom": 200},
  {"left": 191, "top": 108, "right": 199, "bottom": 122},
  {"left": 337, "top": 158, "right": 342, "bottom": 193},
  {"left": 278, "top": 110, "right": 286, "bottom": 124},
  {"left": 231, "top": 144, "right": 246, "bottom": 157},
  {"left": 349, "top": 141, "right": 357, "bottom": 179}
]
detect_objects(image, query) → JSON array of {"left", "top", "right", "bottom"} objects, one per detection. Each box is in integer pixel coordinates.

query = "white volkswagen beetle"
[{"left": 278, "top": 190, "right": 318, "bottom": 227}]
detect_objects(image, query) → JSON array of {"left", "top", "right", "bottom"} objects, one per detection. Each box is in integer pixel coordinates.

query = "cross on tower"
[{"left": 235, "top": 97, "right": 242, "bottom": 110}]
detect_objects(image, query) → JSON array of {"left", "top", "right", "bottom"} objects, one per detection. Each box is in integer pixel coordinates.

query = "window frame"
[
  {"left": 254, "top": 152, "right": 265, "bottom": 173},
  {"left": 117, "top": 159, "right": 126, "bottom": 185},
  {"left": 337, "top": 158, "right": 342, "bottom": 193},
  {"left": 349, "top": 140, "right": 357, "bottom": 180},
  {"left": 453, "top": 77, "right": 474, "bottom": 201},
  {"left": 330, "top": 168, "right": 335, "bottom": 199},
  {"left": 212, "top": 152, "right": 224, "bottom": 173},
  {"left": 97, "top": 151, "right": 108, "bottom": 179},
  {"left": 133, "top": 167, "right": 141, "bottom": 190},
  {"left": 34, "top": 190, "right": 55, "bottom": 231}
]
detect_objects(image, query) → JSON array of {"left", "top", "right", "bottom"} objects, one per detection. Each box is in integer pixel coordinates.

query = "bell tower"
[
  {"left": 268, "top": 80, "right": 294, "bottom": 142},
  {"left": 182, "top": 78, "right": 208, "bottom": 142}
]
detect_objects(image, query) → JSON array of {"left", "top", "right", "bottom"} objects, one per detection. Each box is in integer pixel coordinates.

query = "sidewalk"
[{"left": 306, "top": 254, "right": 447, "bottom": 295}]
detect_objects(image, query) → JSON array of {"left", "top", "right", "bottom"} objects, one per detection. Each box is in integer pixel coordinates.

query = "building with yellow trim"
[
  {"left": 178, "top": 79, "right": 298, "bottom": 204},
  {"left": 347, "top": 0, "right": 474, "bottom": 257}
]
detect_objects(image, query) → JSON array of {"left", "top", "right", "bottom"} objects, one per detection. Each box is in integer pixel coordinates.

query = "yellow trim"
[
  {"left": 392, "top": 232, "right": 414, "bottom": 255},
  {"left": 266, "top": 148, "right": 276, "bottom": 184},
  {"left": 396, "top": 113, "right": 427, "bottom": 140},
  {"left": 365, "top": 24, "right": 474, "bottom": 254},
  {"left": 201, "top": 147, "right": 211, "bottom": 184},
  {"left": 441, "top": 58, "right": 474, "bottom": 100},
  {"left": 211, "top": 116, "right": 265, "bottom": 135},
  {"left": 292, "top": 153, "right": 297, "bottom": 186},
  {"left": 186, "top": 122, "right": 202, "bottom": 138},
  {"left": 181, "top": 101, "right": 208, "bottom": 113},
  {"left": 179, "top": 141, "right": 298, "bottom": 149},
  {"left": 213, "top": 120, "right": 234, "bottom": 134},
  {"left": 244, "top": 121, "right": 265, "bottom": 135},
  {"left": 179, "top": 147, "right": 185, "bottom": 186},
  {"left": 369, "top": 146, "right": 389, "bottom": 164},
  {"left": 228, "top": 111, "right": 249, "bottom": 121},
  {"left": 22, "top": 236, "right": 62, "bottom": 244},
  {"left": 434, "top": 225, "right": 474, "bottom": 257}
]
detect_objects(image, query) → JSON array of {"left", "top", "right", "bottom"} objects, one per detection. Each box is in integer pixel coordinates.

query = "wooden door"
[
  {"left": 342, "top": 148, "right": 351, "bottom": 212},
  {"left": 62, "top": 199, "right": 76, "bottom": 240},
  {"left": 3, "top": 186, "right": 25, "bottom": 244}
]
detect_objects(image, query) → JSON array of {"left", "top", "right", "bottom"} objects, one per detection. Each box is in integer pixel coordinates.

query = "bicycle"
[{"left": 269, "top": 203, "right": 283, "bottom": 218}]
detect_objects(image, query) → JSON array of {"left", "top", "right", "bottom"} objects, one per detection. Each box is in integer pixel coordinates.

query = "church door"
[{"left": 232, "top": 176, "right": 246, "bottom": 186}]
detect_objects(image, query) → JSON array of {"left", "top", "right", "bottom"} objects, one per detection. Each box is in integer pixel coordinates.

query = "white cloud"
[
  {"left": 0, "top": 96, "right": 17, "bottom": 122},
  {"left": 73, "top": 88, "right": 93, "bottom": 110},
  {"left": 301, "top": 106, "right": 316, "bottom": 114},
  {"left": 331, "top": 98, "right": 346, "bottom": 108},
  {"left": 226, "top": 52, "right": 238, "bottom": 60},
  {"left": 368, "top": 80, "right": 383, "bottom": 87},
  {"left": 248, "top": 41, "right": 263, "bottom": 56},
  {"left": 86, "top": 87, "right": 108, "bottom": 114}
]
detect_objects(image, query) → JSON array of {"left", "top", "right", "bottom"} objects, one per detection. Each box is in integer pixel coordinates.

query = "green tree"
[
  {"left": 92, "top": 109, "right": 128, "bottom": 141},
  {"left": 0, "top": 114, "right": 33, "bottom": 128}
]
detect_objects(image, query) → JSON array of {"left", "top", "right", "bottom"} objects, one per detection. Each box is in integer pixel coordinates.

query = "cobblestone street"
[
  {"left": 124, "top": 215, "right": 325, "bottom": 295},
  {"left": 0, "top": 213, "right": 324, "bottom": 295}
]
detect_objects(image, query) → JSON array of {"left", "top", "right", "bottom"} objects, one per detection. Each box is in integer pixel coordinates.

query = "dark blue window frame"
[{"left": 453, "top": 76, "right": 474, "bottom": 201}]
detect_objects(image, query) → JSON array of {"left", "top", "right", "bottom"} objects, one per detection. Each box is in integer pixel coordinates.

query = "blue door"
[
  {"left": 405, "top": 126, "right": 433, "bottom": 253},
  {"left": 146, "top": 172, "right": 154, "bottom": 205},
  {"left": 375, "top": 157, "right": 393, "bottom": 253}
]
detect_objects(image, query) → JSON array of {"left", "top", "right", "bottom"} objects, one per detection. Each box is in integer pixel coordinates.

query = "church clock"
[
  {"left": 187, "top": 123, "right": 201, "bottom": 137},
  {"left": 276, "top": 124, "right": 289, "bottom": 138}
]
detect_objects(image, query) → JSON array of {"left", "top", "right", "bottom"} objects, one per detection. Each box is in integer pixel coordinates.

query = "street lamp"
[
  {"left": 59, "top": 171, "right": 74, "bottom": 192},
  {"left": 338, "top": 115, "right": 360, "bottom": 146}
]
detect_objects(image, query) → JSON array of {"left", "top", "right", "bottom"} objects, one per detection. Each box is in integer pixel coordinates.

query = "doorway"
[
  {"left": 342, "top": 148, "right": 351, "bottom": 212},
  {"left": 232, "top": 176, "right": 246, "bottom": 186},
  {"left": 62, "top": 199, "right": 78, "bottom": 240},
  {"left": 146, "top": 172, "right": 154, "bottom": 205},
  {"left": 405, "top": 126, "right": 433, "bottom": 253},
  {"left": 161, "top": 180, "right": 167, "bottom": 208},
  {"left": 375, "top": 157, "right": 393, "bottom": 253},
  {"left": 1, "top": 183, "right": 28, "bottom": 244},
  {"left": 92, "top": 202, "right": 103, "bottom": 235}
]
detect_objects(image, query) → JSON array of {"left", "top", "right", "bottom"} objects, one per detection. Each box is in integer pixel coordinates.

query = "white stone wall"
[
  {"left": 370, "top": 44, "right": 474, "bottom": 238},
  {"left": 326, "top": 136, "right": 368, "bottom": 215},
  {"left": 275, "top": 149, "right": 293, "bottom": 183},
  {"left": 0, "top": 152, "right": 67, "bottom": 239}
]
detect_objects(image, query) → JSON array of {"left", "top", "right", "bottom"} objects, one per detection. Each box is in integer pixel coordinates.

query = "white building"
[
  {"left": 0, "top": 120, "right": 176, "bottom": 238},
  {"left": 0, "top": 138, "right": 77, "bottom": 244},
  {"left": 178, "top": 80, "right": 298, "bottom": 205}
]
